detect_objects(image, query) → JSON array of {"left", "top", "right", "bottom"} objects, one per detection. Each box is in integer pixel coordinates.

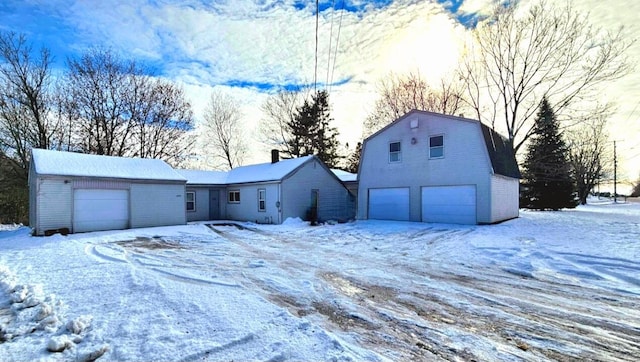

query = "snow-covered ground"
[{"left": 1, "top": 200, "right": 639, "bottom": 361}]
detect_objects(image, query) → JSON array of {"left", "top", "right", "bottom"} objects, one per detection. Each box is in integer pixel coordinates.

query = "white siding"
[
  {"left": 130, "top": 183, "right": 186, "bottom": 228},
  {"left": 225, "top": 183, "right": 280, "bottom": 224},
  {"left": 490, "top": 175, "right": 520, "bottom": 223},
  {"left": 282, "top": 160, "right": 354, "bottom": 222},
  {"left": 358, "top": 112, "right": 493, "bottom": 223},
  {"left": 36, "top": 178, "right": 72, "bottom": 235}
]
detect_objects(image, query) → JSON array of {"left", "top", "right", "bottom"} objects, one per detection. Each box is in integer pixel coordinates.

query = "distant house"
[
  {"left": 357, "top": 110, "right": 520, "bottom": 225},
  {"left": 177, "top": 152, "right": 355, "bottom": 224},
  {"left": 29, "top": 149, "right": 187, "bottom": 236}
]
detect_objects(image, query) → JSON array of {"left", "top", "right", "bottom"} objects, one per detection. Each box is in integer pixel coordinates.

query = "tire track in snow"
[{"left": 211, "top": 223, "right": 640, "bottom": 361}]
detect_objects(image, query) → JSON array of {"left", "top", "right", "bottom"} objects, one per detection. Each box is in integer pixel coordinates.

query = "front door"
[{"left": 209, "top": 189, "right": 220, "bottom": 220}]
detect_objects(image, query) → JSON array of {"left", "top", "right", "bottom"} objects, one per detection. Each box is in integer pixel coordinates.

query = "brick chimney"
[{"left": 271, "top": 149, "right": 279, "bottom": 163}]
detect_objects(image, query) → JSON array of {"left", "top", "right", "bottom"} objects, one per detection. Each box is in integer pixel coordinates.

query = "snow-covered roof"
[
  {"left": 175, "top": 169, "right": 228, "bottom": 185},
  {"left": 331, "top": 169, "right": 357, "bottom": 182},
  {"left": 226, "top": 155, "right": 315, "bottom": 184},
  {"left": 31, "top": 149, "right": 186, "bottom": 182}
]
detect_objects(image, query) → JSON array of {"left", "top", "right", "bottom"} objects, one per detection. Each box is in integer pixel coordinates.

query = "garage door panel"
[
  {"left": 74, "top": 189, "right": 129, "bottom": 233},
  {"left": 422, "top": 186, "right": 476, "bottom": 224},
  {"left": 368, "top": 188, "right": 410, "bottom": 221}
]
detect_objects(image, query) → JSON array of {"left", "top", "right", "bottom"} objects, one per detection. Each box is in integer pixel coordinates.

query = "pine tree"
[
  {"left": 521, "top": 97, "right": 577, "bottom": 210},
  {"left": 345, "top": 141, "right": 362, "bottom": 173},
  {"left": 286, "top": 90, "right": 341, "bottom": 167}
]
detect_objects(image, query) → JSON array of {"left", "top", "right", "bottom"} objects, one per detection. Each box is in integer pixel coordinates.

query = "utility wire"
[
  {"left": 328, "top": 0, "right": 345, "bottom": 94},
  {"left": 326, "top": 0, "right": 336, "bottom": 88},
  {"left": 314, "top": 0, "right": 319, "bottom": 93}
]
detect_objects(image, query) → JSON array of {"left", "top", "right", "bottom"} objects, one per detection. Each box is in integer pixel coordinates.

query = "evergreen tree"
[
  {"left": 345, "top": 141, "right": 362, "bottom": 173},
  {"left": 286, "top": 90, "right": 341, "bottom": 167},
  {"left": 521, "top": 97, "right": 577, "bottom": 210}
]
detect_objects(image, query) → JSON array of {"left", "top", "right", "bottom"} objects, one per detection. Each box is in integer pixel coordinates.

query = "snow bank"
[{"left": 0, "top": 263, "right": 107, "bottom": 360}]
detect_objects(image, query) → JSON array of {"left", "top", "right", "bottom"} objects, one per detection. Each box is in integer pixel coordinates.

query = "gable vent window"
[
  {"left": 430, "top": 135, "right": 444, "bottom": 158},
  {"left": 389, "top": 141, "right": 401, "bottom": 163}
]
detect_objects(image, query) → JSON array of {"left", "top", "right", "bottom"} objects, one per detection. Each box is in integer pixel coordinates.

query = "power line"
[
  {"left": 314, "top": 0, "right": 319, "bottom": 93},
  {"left": 328, "top": 0, "right": 345, "bottom": 94},
  {"left": 325, "top": 0, "right": 336, "bottom": 88}
]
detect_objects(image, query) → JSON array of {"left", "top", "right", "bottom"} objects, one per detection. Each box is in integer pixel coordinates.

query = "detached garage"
[{"left": 29, "top": 149, "right": 187, "bottom": 236}]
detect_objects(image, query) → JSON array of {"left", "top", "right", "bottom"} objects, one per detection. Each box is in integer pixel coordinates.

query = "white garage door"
[
  {"left": 368, "top": 188, "right": 410, "bottom": 221},
  {"left": 422, "top": 185, "right": 476, "bottom": 224},
  {"left": 73, "top": 189, "right": 129, "bottom": 233}
]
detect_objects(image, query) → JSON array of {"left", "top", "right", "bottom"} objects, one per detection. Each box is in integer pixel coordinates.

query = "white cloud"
[{"left": 13, "top": 0, "right": 638, "bottom": 177}]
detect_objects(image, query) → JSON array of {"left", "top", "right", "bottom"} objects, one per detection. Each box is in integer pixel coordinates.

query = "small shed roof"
[
  {"left": 331, "top": 169, "right": 357, "bottom": 182},
  {"left": 31, "top": 149, "right": 186, "bottom": 182},
  {"left": 226, "top": 155, "right": 314, "bottom": 184}
]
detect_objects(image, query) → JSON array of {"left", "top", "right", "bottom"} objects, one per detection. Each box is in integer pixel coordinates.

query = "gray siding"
[
  {"left": 225, "top": 183, "right": 280, "bottom": 224},
  {"left": 358, "top": 112, "right": 494, "bottom": 223},
  {"left": 490, "top": 175, "right": 519, "bottom": 223},
  {"left": 282, "top": 159, "right": 355, "bottom": 222},
  {"left": 35, "top": 178, "right": 73, "bottom": 235},
  {"left": 186, "top": 187, "right": 210, "bottom": 222},
  {"left": 130, "top": 183, "right": 186, "bottom": 228}
]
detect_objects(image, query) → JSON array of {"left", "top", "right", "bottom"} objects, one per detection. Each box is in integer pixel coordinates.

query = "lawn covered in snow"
[{"left": 1, "top": 200, "right": 639, "bottom": 361}]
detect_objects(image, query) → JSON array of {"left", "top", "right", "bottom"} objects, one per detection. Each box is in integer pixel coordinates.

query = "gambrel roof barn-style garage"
[
  {"left": 29, "top": 149, "right": 187, "bottom": 236},
  {"left": 357, "top": 110, "right": 520, "bottom": 225}
]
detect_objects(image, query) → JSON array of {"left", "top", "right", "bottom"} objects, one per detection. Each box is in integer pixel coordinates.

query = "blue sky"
[
  {"left": 0, "top": 0, "right": 484, "bottom": 91},
  {"left": 1, "top": 0, "right": 639, "bottom": 179}
]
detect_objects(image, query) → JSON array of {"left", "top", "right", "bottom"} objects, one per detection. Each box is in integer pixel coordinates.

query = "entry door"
[{"left": 209, "top": 189, "right": 220, "bottom": 220}]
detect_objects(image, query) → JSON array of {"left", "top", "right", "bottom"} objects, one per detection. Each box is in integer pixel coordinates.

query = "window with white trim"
[
  {"left": 186, "top": 191, "right": 196, "bottom": 211},
  {"left": 389, "top": 141, "right": 401, "bottom": 163},
  {"left": 228, "top": 190, "right": 240, "bottom": 203},
  {"left": 429, "top": 135, "right": 444, "bottom": 158},
  {"left": 258, "top": 189, "right": 266, "bottom": 212}
]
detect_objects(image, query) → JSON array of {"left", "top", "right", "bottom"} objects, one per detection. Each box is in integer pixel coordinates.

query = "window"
[
  {"left": 389, "top": 141, "right": 401, "bottom": 163},
  {"left": 186, "top": 191, "right": 196, "bottom": 211},
  {"left": 430, "top": 135, "right": 444, "bottom": 158},
  {"left": 228, "top": 190, "right": 240, "bottom": 203},
  {"left": 258, "top": 189, "right": 266, "bottom": 212}
]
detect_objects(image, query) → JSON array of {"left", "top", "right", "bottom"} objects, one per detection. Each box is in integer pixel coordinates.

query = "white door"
[
  {"left": 421, "top": 185, "right": 476, "bottom": 224},
  {"left": 73, "top": 189, "right": 129, "bottom": 233},
  {"left": 368, "top": 188, "right": 410, "bottom": 221}
]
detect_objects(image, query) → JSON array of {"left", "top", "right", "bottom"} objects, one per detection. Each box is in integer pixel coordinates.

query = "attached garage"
[
  {"left": 73, "top": 189, "right": 129, "bottom": 233},
  {"left": 422, "top": 185, "right": 476, "bottom": 224},
  {"left": 29, "top": 149, "right": 187, "bottom": 236},
  {"left": 368, "top": 188, "right": 410, "bottom": 221}
]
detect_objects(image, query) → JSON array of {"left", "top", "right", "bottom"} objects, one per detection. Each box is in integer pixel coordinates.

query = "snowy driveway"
[{"left": 1, "top": 201, "right": 639, "bottom": 361}]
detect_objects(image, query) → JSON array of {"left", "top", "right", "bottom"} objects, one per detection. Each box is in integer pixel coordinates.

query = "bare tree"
[
  {"left": 459, "top": 0, "right": 633, "bottom": 154},
  {"left": 0, "top": 32, "right": 61, "bottom": 176},
  {"left": 62, "top": 48, "right": 136, "bottom": 156},
  {"left": 258, "top": 88, "right": 309, "bottom": 158},
  {"left": 126, "top": 76, "right": 194, "bottom": 166},
  {"left": 61, "top": 48, "right": 194, "bottom": 166},
  {"left": 200, "top": 91, "right": 246, "bottom": 170},
  {"left": 363, "top": 72, "right": 466, "bottom": 137},
  {"left": 566, "top": 114, "right": 611, "bottom": 205}
]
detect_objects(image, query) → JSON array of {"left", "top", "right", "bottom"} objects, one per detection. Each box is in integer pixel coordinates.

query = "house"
[
  {"left": 29, "top": 149, "right": 187, "bottom": 236},
  {"left": 357, "top": 110, "right": 520, "bottom": 225},
  {"left": 177, "top": 151, "right": 355, "bottom": 224}
]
